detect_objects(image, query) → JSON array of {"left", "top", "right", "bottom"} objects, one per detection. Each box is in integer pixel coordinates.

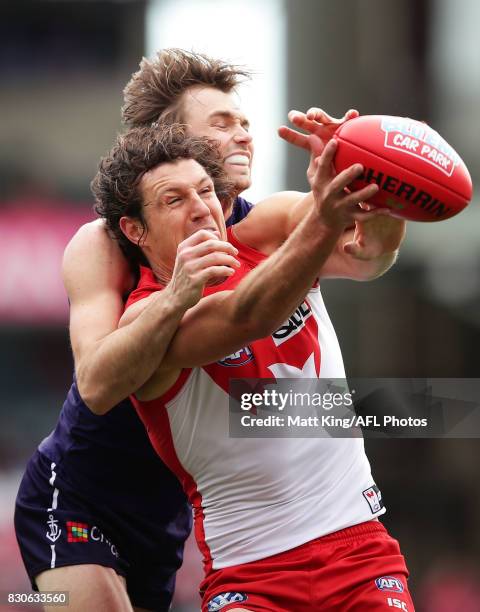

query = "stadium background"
[{"left": 0, "top": 0, "right": 479, "bottom": 610}]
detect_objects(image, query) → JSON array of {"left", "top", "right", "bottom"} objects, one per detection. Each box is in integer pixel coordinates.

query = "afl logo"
[
  {"left": 218, "top": 346, "right": 254, "bottom": 367},
  {"left": 375, "top": 576, "right": 404, "bottom": 593}
]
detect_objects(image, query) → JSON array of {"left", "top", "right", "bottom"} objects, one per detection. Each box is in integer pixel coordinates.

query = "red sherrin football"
[{"left": 333, "top": 115, "right": 473, "bottom": 222}]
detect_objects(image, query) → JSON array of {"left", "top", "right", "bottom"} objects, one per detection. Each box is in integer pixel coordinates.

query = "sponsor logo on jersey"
[
  {"left": 218, "top": 346, "right": 254, "bottom": 367},
  {"left": 375, "top": 576, "right": 405, "bottom": 593},
  {"left": 90, "top": 525, "right": 120, "bottom": 558},
  {"left": 362, "top": 485, "right": 384, "bottom": 514},
  {"left": 380, "top": 117, "right": 459, "bottom": 177},
  {"left": 65, "top": 521, "right": 119, "bottom": 557},
  {"left": 207, "top": 592, "right": 248, "bottom": 611},
  {"left": 273, "top": 301, "right": 312, "bottom": 346},
  {"left": 66, "top": 521, "right": 89, "bottom": 542}
]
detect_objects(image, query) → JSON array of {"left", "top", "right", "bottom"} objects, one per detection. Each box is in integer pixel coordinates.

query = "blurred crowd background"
[{"left": 1, "top": 1, "right": 479, "bottom": 610}]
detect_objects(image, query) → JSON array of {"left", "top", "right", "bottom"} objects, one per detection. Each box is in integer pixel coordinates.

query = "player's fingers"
[
  {"left": 311, "top": 138, "right": 337, "bottom": 180},
  {"left": 306, "top": 108, "right": 360, "bottom": 124},
  {"left": 350, "top": 207, "right": 392, "bottom": 222},
  {"left": 277, "top": 126, "right": 310, "bottom": 151},
  {"left": 287, "top": 112, "right": 320, "bottom": 137},
  {"left": 328, "top": 161, "right": 364, "bottom": 193},
  {"left": 359, "top": 201, "right": 375, "bottom": 211},
  {"left": 196, "top": 265, "right": 237, "bottom": 284},
  {"left": 180, "top": 237, "right": 238, "bottom": 258},
  {"left": 342, "top": 183, "right": 380, "bottom": 207},
  {"left": 288, "top": 109, "right": 309, "bottom": 125},
  {"left": 187, "top": 251, "right": 240, "bottom": 272},
  {"left": 309, "top": 134, "right": 327, "bottom": 160},
  {"left": 345, "top": 109, "right": 360, "bottom": 120},
  {"left": 179, "top": 229, "right": 222, "bottom": 248},
  {"left": 305, "top": 107, "right": 337, "bottom": 123},
  {"left": 288, "top": 111, "right": 338, "bottom": 140},
  {"left": 306, "top": 107, "right": 356, "bottom": 126}
]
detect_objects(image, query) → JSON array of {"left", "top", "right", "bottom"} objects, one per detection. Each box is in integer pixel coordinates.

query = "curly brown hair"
[
  {"left": 122, "top": 48, "right": 250, "bottom": 128},
  {"left": 91, "top": 123, "right": 234, "bottom": 266}
]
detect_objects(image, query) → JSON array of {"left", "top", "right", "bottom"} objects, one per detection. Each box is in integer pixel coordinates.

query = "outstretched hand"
[
  {"left": 308, "top": 135, "right": 391, "bottom": 231},
  {"left": 278, "top": 107, "right": 359, "bottom": 153}
]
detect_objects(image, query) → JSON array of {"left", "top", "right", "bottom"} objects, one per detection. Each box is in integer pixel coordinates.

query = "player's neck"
[{"left": 149, "top": 259, "right": 173, "bottom": 288}]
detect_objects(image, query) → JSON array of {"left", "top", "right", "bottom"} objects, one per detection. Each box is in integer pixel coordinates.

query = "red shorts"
[{"left": 201, "top": 521, "right": 414, "bottom": 612}]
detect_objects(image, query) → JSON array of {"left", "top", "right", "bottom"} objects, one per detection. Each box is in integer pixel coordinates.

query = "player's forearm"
[
  {"left": 228, "top": 209, "right": 342, "bottom": 332},
  {"left": 77, "top": 289, "right": 185, "bottom": 414}
]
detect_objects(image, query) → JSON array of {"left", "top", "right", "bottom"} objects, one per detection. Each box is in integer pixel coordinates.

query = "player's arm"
[
  {"left": 244, "top": 190, "right": 405, "bottom": 280},
  {"left": 65, "top": 220, "right": 238, "bottom": 414},
  {"left": 237, "top": 139, "right": 404, "bottom": 280},
  {"left": 124, "top": 141, "right": 380, "bottom": 400}
]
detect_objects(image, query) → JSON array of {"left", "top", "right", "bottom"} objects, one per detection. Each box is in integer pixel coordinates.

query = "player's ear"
[{"left": 119, "top": 216, "right": 146, "bottom": 246}]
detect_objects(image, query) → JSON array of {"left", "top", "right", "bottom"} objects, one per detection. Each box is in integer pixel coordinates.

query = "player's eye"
[{"left": 167, "top": 197, "right": 182, "bottom": 205}]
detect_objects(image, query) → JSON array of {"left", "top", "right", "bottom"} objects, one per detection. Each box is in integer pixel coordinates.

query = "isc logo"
[
  {"left": 387, "top": 597, "right": 408, "bottom": 611},
  {"left": 375, "top": 576, "right": 404, "bottom": 593}
]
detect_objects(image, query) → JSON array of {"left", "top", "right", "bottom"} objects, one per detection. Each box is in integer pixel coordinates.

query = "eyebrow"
[
  {"left": 208, "top": 110, "right": 250, "bottom": 129},
  {"left": 157, "top": 174, "right": 212, "bottom": 196}
]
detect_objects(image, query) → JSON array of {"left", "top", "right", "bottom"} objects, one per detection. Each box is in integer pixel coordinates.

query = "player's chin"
[{"left": 233, "top": 174, "right": 252, "bottom": 192}]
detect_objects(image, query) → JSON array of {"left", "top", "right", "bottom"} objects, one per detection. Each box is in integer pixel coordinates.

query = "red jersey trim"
[
  {"left": 125, "top": 266, "right": 160, "bottom": 308},
  {"left": 131, "top": 389, "right": 213, "bottom": 573},
  {"left": 227, "top": 226, "right": 268, "bottom": 268},
  {"left": 134, "top": 367, "right": 193, "bottom": 406}
]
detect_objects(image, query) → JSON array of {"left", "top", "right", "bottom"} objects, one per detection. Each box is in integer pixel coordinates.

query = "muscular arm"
[
  {"left": 130, "top": 141, "right": 380, "bottom": 400},
  {"left": 132, "top": 209, "right": 342, "bottom": 400},
  {"left": 64, "top": 220, "right": 186, "bottom": 413},
  {"left": 65, "top": 221, "right": 238, "bottom": 414}
]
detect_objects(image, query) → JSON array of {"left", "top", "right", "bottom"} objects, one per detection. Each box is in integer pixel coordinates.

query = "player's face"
[
  {"left": 138, "top": 158, "right": 227, "bottom": 274},
  {"left": 181, "top": 86, "right": 253, "bottom": 195}
]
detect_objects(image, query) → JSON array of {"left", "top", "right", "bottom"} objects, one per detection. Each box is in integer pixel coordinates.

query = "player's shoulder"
[
  {"left": 63, "top": 218, "right": 133, "bottom": 295},
  {"left": 64, "top": 218, "right": 110, "bottom": 259},
  {"left": 239, "top": 190, "right": 305, "bottom": 226},
  {"left": 254, "top": 190, "right": 305, "bottom": 209}
]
